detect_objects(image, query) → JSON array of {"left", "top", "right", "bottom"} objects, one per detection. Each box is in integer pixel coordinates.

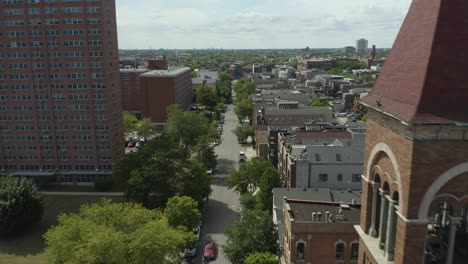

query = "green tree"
[
  {"left": 0, "top": 176, "right": 43, "bottom": 237},
  {"left": 120, "top": 136, "right": 183, "bottom": 207},
  {"left": 123, "top": 112, "right": 138, "bottom": 136},
  {"left": 135, "top": 117, "right": 155, "bottom": 138},
  {"left": 218, "top": 84, "right": 232, "bottom": 100},
  {"left": 244, "top": 252, "right": 278, "bottom": 264},
  {"left": 165, "top": 196, "right": 201, "bottom": 231},
  {"left": 196, "top": 84, "right": 218, "bottom": 109},
  {"left": 177, "top": 161, "right": 213, "bottom": 204},
  {"left": 240, "top": 193, "right": 262, "bottom": 212},
  {"left": 257, "top": 166, "right": 281, "bottom": 211},
  {"left": 226, "top": 158, "right": 275, "bottom": 194},
  {"left": 223, "top": 209, "right": 278, "bottom": 264},
  {"left": 44, "top": 199, "right": 190, "bottom": 264},
  {"left": 234, "top": 99, "right": 253, "bottom": 123},
  {"left": 233, "top": 124, "right": 255, "bottom": 143},
  {"left": 310, "top": 97, "right": 329, "bottom": 106},
  {"left": 195, "top": 140, "right": 218, "bottom": 169},
  {"left": 165, "top": 105, "right": 216, "bottom": 157}
]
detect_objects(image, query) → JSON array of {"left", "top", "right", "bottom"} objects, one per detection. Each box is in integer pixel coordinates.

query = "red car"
[{"left": 203, "top": 241, "right": 217, "bottom": 260}]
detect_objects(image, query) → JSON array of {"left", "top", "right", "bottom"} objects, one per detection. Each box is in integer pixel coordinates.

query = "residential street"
[{"left": 192, "top": 100, "right": 247, "bottom": 264}]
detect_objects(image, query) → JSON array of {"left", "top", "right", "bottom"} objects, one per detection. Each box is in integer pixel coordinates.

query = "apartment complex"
[
  {"left": 120, "top": 68, "right": 148, "bottom": 115},
  {"left": 0, "top": 0, "right": 124, "bottom": 184},
  {"left": 140, "top": 67, "right": 193, "bottom": 126}
]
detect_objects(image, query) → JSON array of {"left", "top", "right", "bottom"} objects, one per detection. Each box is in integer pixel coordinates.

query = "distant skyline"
[{"left": 116, "top": 0, "right": 412, "bottom": 49}]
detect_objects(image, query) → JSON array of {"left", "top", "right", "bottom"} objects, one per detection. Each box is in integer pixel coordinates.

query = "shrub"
[{"left": 0, "top": 176, "right": 43, "bottom": 237}]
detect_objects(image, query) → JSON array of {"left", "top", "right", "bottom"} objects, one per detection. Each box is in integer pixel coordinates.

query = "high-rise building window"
[{"left": 336, "top": 242, "right": 345, "bottom": 260}]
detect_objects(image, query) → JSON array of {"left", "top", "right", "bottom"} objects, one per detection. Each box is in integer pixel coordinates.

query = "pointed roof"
[{"left": 361, "top": 0, "right": 468, "bottom": 124}]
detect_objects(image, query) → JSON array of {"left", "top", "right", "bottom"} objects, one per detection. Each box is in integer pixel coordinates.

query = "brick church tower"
[{"left": 356, "top": 0, "right": 468, "bottom": 263}]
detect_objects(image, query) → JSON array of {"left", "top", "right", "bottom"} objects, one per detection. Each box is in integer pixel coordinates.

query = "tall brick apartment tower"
[
  {"left": 0, "top": 0, "right": 124, "bottom": 184},
  {"left": 356, "top": 0, "right": 468, "bottom": 263}
]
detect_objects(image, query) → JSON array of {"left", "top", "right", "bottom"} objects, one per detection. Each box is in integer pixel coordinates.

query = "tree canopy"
[
  {"left": 233, "top": 124, "right": 255, "bottom": 144},
  {"left": 44, "top": 199, "right": 192, "bottom": 264},
  {"left": 196, "top": 84, "right": 219, "bottom": 109},
  {"left": 223, "top": 209, "right": 278, "bottom": 264},
  {"left": 226, "top": 158, "right": 277, "bottom": 195},
  {"left": 310, "top": 97, "right": 329, "bottom": 106},
  {"left": 165, "top": 105, "right": 216, "bottom": 157},
  {"left": 165, "top": 196, "right": 201, "bottom": 231},
  {"left": 123, "top": 112, "right": 138, "bottom": 136},
  {"left": 329, "top": 60, "right": 368, "bottom": 75},
  {"left": 234, "top": 99, "right": 253, "bottom": 123},
  {"left": 244, "top": 252, "right": 278, "bottom": 264},
  {"left": 0, "top": 176, "right": 43, "bottom": 237}
]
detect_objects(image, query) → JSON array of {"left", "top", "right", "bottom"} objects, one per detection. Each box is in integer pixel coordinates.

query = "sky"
[{"left": 115, "top": 0, "right": 412, "bottom": 49}]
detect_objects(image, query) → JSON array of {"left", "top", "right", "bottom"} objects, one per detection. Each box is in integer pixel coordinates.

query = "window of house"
[
  {"left": 315, "top": 153, "right": 321, "bottom": 161},
  {"left": 351, "top": 243, "right": 359, "bottom": 261},
  {"left": 336, "top": 242, "right": 345, "bottom": 260},
  {"left": 319, "top": 174, "right": 328, "bottom": 182},
  {"left": 297, "top": 242, "right": 305, "bottom": 260},
  {"left": 352, "top": 174, "right": 361, "bottom": 182},
  {"left": 336, "top": 153, "right": 342, "bottom": 161},
  {"left": 337, "top": 174, "right": 343, "bottom": 181}
]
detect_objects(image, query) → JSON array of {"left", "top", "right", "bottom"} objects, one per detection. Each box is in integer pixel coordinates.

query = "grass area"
[{"left": 0, "top": 194, "right": 126, "bottom": 264}]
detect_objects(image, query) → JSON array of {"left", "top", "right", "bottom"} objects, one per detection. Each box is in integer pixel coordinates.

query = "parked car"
[
  {"left": 203, "top": 241, "right": 217, "bottom": 260},
  {"left": 239, "top": 151, "right": 246, "bottom": 163},
  {"left": 127, "top": 141, "right": 135, "bottom": 148},
  {"left": 184, "top": 227, "right": 201, "bottom": 257}
]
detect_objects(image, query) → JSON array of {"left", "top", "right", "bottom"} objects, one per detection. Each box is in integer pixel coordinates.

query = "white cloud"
[{"left": 115, "top": 0, "right": 412, "bottom": 49}]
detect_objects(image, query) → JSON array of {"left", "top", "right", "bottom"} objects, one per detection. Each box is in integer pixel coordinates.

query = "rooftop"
[
  {"left": 361, "top": 0, "right": 468, "bottom": 124},
  {"left": 286, "top": 199, "right": 361, "bottom": 223},
  {"left": 140, "top": 67, "right": 191, "bottom": 77}
]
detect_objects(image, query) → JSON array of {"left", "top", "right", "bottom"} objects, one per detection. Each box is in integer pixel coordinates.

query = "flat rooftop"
[
  {"left": 140, "top": 67, "right": 191, "bottom": 77},
  {"left": 286, "top": 199, "right": 361, "bottom": 223}
]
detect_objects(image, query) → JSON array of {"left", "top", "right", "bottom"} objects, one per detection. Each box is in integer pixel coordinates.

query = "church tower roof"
[{"left": 361, "top": 0, "right": 468, "bottom": 124}]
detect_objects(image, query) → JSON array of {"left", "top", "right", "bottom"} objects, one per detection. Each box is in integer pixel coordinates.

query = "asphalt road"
[{"left": 191, "top": 102, "right": 242, "bottom": 264}]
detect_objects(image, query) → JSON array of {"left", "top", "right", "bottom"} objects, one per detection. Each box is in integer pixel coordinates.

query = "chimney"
[{"left": 371, "top": 45, "right": 376, "bottom": 60}]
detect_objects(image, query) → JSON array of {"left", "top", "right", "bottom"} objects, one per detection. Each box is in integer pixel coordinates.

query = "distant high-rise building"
[
  {"left": 342, "top": 46, "right": 356, "bottom": 53},
  {"left": 356, "top": 38, "right": 368, "bottom": 53},
  {"left": 0, "top": 0, "right": 124, "bottom": 184}
]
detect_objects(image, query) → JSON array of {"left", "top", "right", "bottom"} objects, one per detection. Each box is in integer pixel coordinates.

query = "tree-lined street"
[{"left": 194, "top": 97, "right": 246, "bottom": 264}]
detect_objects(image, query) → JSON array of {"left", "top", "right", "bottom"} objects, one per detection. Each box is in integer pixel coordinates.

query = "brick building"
[
  {"left": 140, "top": 67, "right": 192, "bottom": 126},
  {"left": 281, "top": 197, "right": 361, "bottom": 264},
  {"left": 356, "top": 0, "right": 468, "bottom": 263},
  {"left": 0, "top": 0, "right": 124, "bottom": 184},
  {"left": 120, "top": 68, "right": 149, "bottom": 116}
]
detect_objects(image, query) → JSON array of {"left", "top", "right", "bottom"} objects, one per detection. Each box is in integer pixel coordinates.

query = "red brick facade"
[
  {"left": 0, "top": 0, "right": 124, "bottom": 183},
  {"left": 358, "top": 1, "right": 468, "bottom": 262},
  {"left": 140, "top": 68, "right": 193, "bottom": 124}
]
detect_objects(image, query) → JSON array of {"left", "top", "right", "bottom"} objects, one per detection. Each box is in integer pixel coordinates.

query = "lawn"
[{"left": 0, "top": 194, "right": 126, "bottom": 264}]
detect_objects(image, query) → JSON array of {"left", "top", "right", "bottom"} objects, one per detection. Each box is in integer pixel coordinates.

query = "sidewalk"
[{"left": 240, "top": 144, "right": 257, "bottom": 160}]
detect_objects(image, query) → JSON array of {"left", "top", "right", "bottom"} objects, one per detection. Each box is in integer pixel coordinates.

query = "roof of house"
[
  {"left": 286, "top": 199, "right": 361, "bottom": 223},
  {"left": 361, "top": 0, "right": 468, "bottom": 124},
  {"left": 140, "top": 67, "right": 191, "bottom": 77}
]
